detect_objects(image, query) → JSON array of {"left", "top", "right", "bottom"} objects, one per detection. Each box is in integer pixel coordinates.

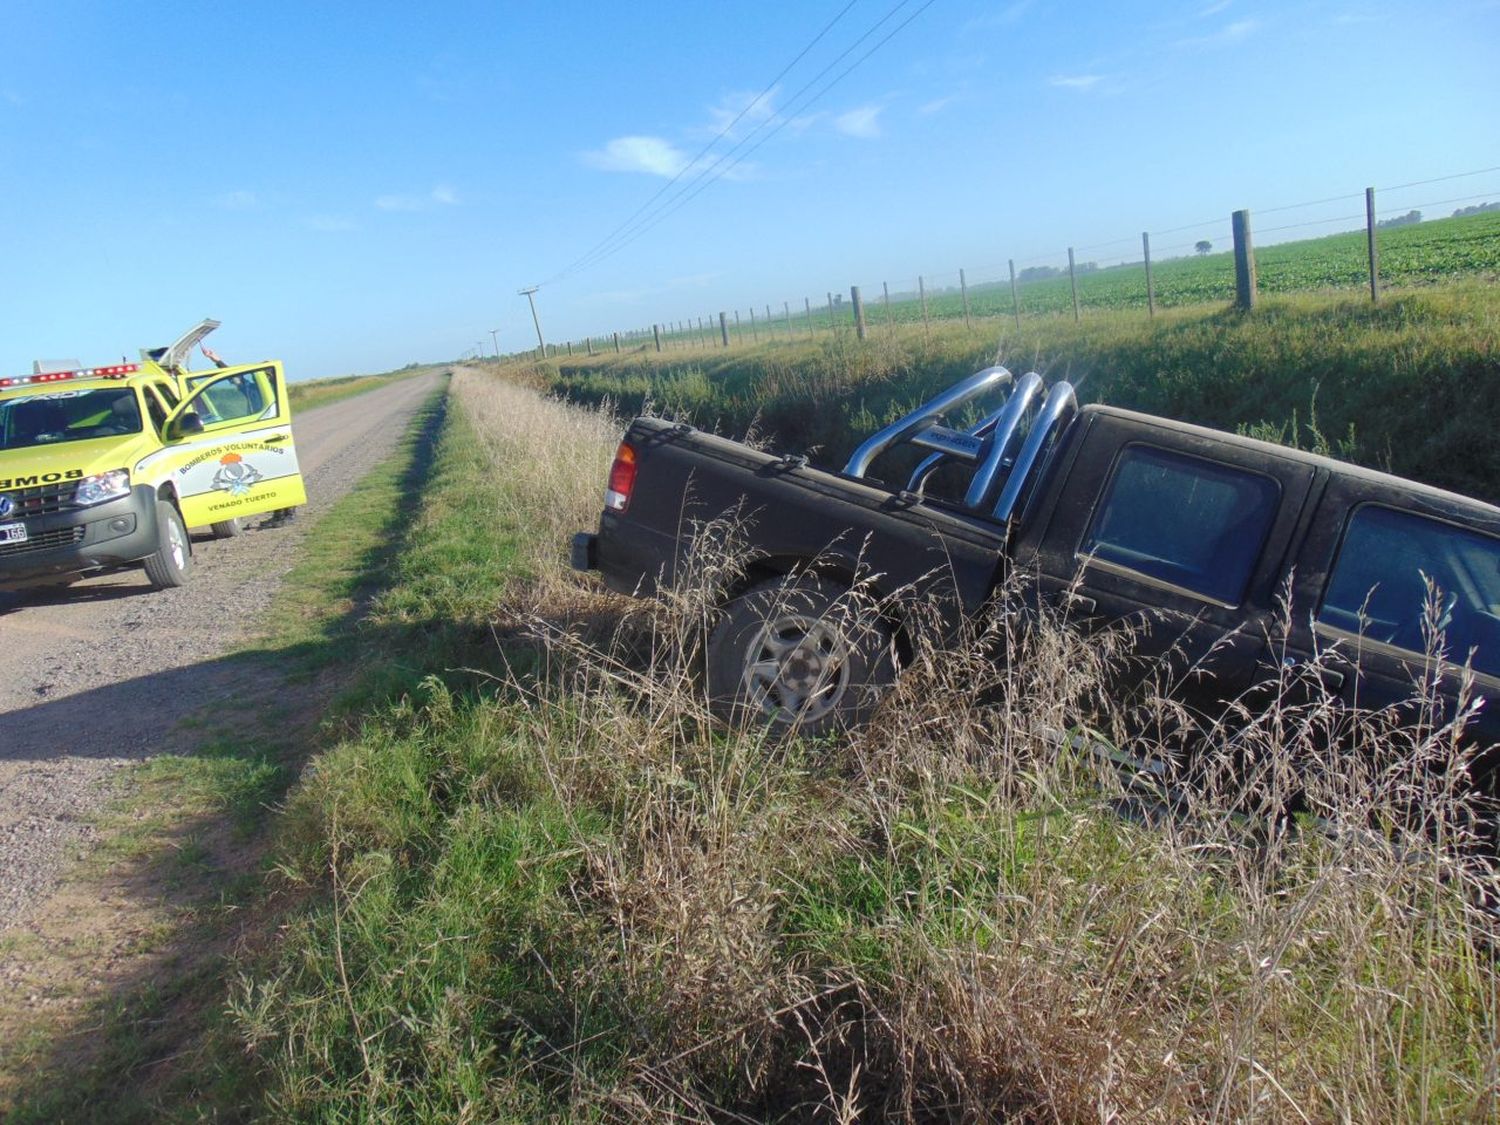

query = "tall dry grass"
[{"left": 238, "top": 370, "right": 1500, "bottom": 1121}]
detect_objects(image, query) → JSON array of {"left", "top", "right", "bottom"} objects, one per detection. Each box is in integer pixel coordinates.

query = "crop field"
[{"left": 646, "top": 210, "right": 1500, "bottom": 340}]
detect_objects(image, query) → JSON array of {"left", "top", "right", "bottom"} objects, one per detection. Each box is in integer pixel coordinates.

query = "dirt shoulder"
[{"left": 0, "top": 373, "right": 442, "bottom": 1088}]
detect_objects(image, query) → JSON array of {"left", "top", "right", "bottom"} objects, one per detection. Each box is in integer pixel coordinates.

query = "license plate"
[{"left": 0, "top": 522, "right": 27, "bottom": 544}]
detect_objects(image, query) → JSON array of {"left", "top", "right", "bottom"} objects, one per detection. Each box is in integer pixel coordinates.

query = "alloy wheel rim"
[{"left": 744, "top": 613, "right": 851, "bottom": 724}]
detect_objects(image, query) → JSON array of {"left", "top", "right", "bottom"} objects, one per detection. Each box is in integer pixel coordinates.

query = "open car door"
[{"left": 144, "top": 362, "right": 308, "bottom": 528}]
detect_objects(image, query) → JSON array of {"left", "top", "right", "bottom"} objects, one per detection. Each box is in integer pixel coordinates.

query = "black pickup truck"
[{"left": 572, "top": 366, "right": 1500, "bottom": 799}]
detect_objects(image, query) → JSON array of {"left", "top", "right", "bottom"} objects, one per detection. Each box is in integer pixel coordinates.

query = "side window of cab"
[
  {"left": 1318, "top": 505, "right": 1500, "bottom": 676},
  {"left": 193, "top": 368, "right": 279, "bottom": 430},
  {"left": 1080, "top": 444, "right": 1281, "bottom": 605},
  {"left": 143, "top": 385, "right": 171, "bottom": 436}
]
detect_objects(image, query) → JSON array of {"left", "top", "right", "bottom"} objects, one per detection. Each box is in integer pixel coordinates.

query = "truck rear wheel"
[
  {"left": 210, "top": 516, "right": 243, "bottom": 539},
  {"left": 706, "top": 575, "right": 895, "bottom": 736},
  {"left": 144, "top": 501, "right": 192, "bottom": 589}
]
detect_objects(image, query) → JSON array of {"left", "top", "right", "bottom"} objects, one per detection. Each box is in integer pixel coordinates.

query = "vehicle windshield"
[{"left": 0, "top": 388, "right": 143, "bottom": 450}]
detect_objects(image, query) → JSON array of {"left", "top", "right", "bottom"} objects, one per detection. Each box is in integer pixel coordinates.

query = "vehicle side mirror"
[{"left": 172, "top": 411, "right": 205, "bottom": 439}]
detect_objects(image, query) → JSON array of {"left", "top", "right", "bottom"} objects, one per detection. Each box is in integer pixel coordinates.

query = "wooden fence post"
[
  {"left": 919, "top": 275, "right": 930, "bottom": 337},
  {"left": 784, "top": 300, "right": 792, "bottom": 338},
  {"left": 1068, "top": 248, "right": 1080, "bottom": 322},
  {"left": 851, "top": 285, "right": 867, "bottom": 340},
  {"left": 826, "top": 292, "right": 836, "bottom": 335},
  {"left": 1142, "top": 232, "right": 1156, "bottom": 318},
  {"left": 1365, "top": 187, "right": 1379, "bottom": 304},
  {"left": 960, "top": 268, "right": 971, "bottom": 329},
  {"left": 566, "top": 341, "right": 572, "bottom": 356},
  {"left": 719, "top": 311, "right": 729, "bottom": 347},
  {"left": 749, "top": 306, "right": 759, "bottom": 342},
  {"left": 883, "top": 281, "right": 891, "bottom": 326},
  {"left": 652, "top": 324, "right": 662, "bottom": 351},
  {"left": 1232, "top": 208, "right": 1257, "bottom": 310},
  {"left": 1009, "top": 259, "right": 1020, "bottom": 328},
  {"left": 586, "top": 336, "right": 593, "bottom": 356},
  {"left": 805, "top": 297, "right": 813, "bottom": 339},
  {"left": 613, "top": 332, "right": 620, "bottom": 353}
]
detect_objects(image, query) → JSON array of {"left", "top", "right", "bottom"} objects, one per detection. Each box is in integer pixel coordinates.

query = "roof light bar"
[{"left": 0, "top": 363, "right": 139, "bottom": 389}]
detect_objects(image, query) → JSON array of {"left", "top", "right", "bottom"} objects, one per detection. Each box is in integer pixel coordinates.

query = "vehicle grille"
[
  {"left": 0, "top": 525, "right": 86, "bottom": 557},
  {"left": 0, "top": 481, "right": 79, "bottom": 517}
]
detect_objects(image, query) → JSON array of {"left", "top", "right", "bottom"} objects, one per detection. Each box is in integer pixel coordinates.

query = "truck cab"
[{"left": 0, "top": 320, "right": 307, "bottom": 591}]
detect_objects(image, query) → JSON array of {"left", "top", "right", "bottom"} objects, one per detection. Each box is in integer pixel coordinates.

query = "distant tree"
[
  {"left": 1376, "top": 210, "right": 1422, "bottom": 230},
  {"left": 1018, "top": 265, "right": 1063, "bottom": 282},
  {"left": 1195, "top": 240, "right": 1212, "bottom": 256},
  {"left": 1453, "top": 202, "right": 1499, "bottom": 218}
]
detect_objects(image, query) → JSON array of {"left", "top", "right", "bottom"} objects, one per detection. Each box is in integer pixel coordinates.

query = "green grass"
[
  {"left": 542, "top": 281, "right": 1500, "bottom": 502},
  {"left": 10, "top": 355, "right": 1498, "bottom": 1119},
  {"left": 181, "top": 374, "right": 1500, "bottom": 1119}
]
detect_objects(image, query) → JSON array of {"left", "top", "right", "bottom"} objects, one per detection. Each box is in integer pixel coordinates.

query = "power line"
[
  {"left": 558, "top": 0, "right": 940, "bottom": 280},
  {"left": 547, "top": 0, "right": 935, "bottom": 286},
  {"left": 1379, "top": 165, "right": 1500, "bottom": 193},
  {"left": 551, "top": 0, "right": 919, "bottom": 284},
  {"left": 540, "top": 0, "right": 863, "bottom": 288}
]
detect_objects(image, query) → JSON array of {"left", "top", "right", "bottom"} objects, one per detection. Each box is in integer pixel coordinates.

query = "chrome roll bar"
[
  {"left": 992, "top": 382, "right": 1077, "bottom": 523},
  {"left": 962, "top": 370, "right": 1045, "bottom": 510},
  {"left": 906, "top": 403, "right": 1010, "bottom": 493},
  {"left": 842, "top": 365, "right": 1012, "bottom": 479}
]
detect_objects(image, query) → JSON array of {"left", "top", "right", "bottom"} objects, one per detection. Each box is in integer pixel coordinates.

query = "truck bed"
[{"left": 587, "top": 417, "right": 1009, "bottom": 632}]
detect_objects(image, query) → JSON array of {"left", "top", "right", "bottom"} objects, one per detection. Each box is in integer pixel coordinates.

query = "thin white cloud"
[
  {"left": 834, "top": 105, "right": 883, "bottom": 139},
  {"left": 217, "top": 190, "right": 259, "bottom": 211},
  {"left": 1198, "top": 0, "right": 1232, "bottom": 16},
  {"left": 304, "top": 215, "right": 357, "bottom": 232},
  {"left": 701, "top": 87, "right": 779, "bottom": 139},
  {"left": 963, "top": 0, "right": 1033, "bottom": 31},
  {"left": 581, "top": 135, "right": 689, "bottom": 178},
  {"left": 1049, "top": 74, "right": 1104, "bottom": 91},
  {"left": 1177, "top": 18, "right": 1260, "bottom": 47},
  {"left": 375, "top": 186, "right": 458, "bottom": 211},
  {"left": 918, "top": 95, "right": 958, "bottom": 115}
]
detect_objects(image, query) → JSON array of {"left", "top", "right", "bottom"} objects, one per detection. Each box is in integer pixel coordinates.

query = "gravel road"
[{"left": 0, "top": 372, "right": 443, "bottom": 930}]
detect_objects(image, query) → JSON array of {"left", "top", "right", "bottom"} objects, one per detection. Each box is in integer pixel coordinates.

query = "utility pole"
[
  {"left": 517, "top": 286, "right": 545, "bottom": 352},
  {"left": 489, "top": 329, "right": 501, "bottom": 358}
]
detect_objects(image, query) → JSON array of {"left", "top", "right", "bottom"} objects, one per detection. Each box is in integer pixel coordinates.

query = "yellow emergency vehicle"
[{"left": 0, "top": 320, "right": 307, "bottom": 591}]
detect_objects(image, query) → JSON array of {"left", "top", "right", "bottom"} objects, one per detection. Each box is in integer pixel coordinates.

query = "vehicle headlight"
[{"left": 75, "top": 468, "right": 131, "bottom": 506}]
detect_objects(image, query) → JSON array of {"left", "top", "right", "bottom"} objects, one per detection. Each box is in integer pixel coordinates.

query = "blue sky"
[{"left": 2, "top": 0, "right": 1496, "bottom": 379}]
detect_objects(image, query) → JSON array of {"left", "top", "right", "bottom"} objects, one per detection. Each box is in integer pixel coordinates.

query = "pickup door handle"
[
  {"left": 263, "top": 433, "right": 289, "bottom": 443},
  {"left": 1048, "top": 591, "right": 1096, "bottom": 615}
]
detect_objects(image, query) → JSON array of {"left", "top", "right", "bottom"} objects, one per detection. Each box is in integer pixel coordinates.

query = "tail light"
[{"left": 605, "top": 441, "right": 637, "bottom": 512}]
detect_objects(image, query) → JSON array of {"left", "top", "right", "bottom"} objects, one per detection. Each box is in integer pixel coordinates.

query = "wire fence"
[{"left": 525, "top": 168, "right": 1500, "bottom": 360}]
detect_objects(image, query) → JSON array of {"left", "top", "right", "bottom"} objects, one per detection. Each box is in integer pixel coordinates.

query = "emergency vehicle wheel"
[
  {"left": 210, "top": 517, "right": 243, "bottom": 539},
  {"left": 706, "top": 575, "right": 895, "bottom": 737},
  {"left": 144, "top": 501, "right": 192, "bottom": 589}
]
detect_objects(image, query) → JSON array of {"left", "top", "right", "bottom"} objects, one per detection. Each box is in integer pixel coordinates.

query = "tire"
[
  {"left": 706, "top": 575, "right": 896, "bottom": 736},
  {"left": 143, "top": 501, "right": 192, "bottom": 589},
  {"left": 210, "top": 516, "right": 243, "bottom": 539}
]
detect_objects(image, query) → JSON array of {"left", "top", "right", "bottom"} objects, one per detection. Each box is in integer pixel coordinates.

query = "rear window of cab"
[{"left": 1318, "top": 504, "right": 1500, "bottom": 676}]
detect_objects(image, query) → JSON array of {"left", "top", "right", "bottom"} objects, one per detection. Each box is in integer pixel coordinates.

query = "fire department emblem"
[
  {"left": 211, "top": 452, "right": 263, "bottom": 496},
  {"left": 0, "top": 495, "right": 13, "bottom": 519}
]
